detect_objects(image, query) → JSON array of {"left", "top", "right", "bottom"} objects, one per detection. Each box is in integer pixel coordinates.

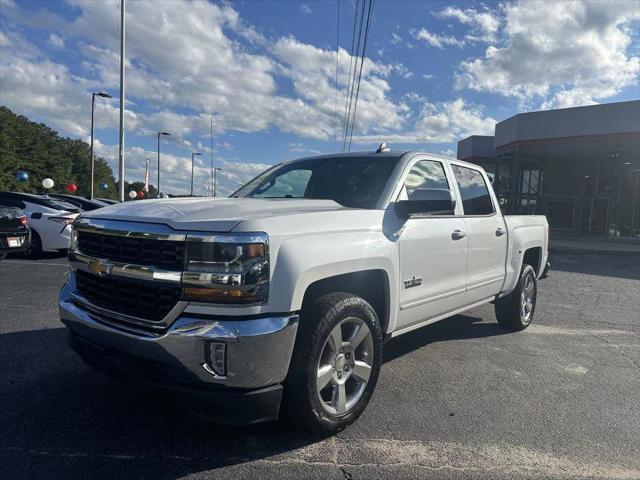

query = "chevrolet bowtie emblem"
[{"left": 87, "top": 258, "right": 113, "bottom": 277}]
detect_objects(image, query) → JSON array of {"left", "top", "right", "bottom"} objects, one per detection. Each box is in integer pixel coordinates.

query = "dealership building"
[{"left": 457, "top": 100, "right": 640, "bottom": 238}]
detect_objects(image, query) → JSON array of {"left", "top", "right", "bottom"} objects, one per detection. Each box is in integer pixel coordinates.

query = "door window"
[
  {"left": 452, "top": 165, "right": 495, "bottom": 215},
  {"left": 403, "top": 160, "right": 449, "bottom": 200}
]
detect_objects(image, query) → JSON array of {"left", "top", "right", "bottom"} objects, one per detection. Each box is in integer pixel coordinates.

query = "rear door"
[
  {"left": 450, "top": 163, "right": 508, "bottom": 303},
  {"left": 395, "top": 158, "right": 468, "bottom": 330}
]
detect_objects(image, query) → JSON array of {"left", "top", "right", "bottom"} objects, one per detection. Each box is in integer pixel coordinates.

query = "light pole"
[
  {"left": 118, "top": 0, "right": 126, "bottom": 202},
  {"left": 210, "top": 113, "right": 214, "bottom": 197},
  {"left": 90, "top": 92, "right": 111, "bottom": 199},
  {"left": 157, "top": 131, "right": 170, "bottom": 196},
  {"left": 213, "top": 167, "right": 224, "bottom": 197},
  {"left": 191, "top": 152, "right": 201, "bottom": 197}
]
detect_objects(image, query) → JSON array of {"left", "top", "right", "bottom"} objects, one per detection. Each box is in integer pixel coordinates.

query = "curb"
[{"left": 550, "top": 246, "right": 640, "bottom": 256}]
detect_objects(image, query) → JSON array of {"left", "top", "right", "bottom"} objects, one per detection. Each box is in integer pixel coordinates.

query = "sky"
[{"left": 1, "top": 0, "right": 639, "bottom": 196}]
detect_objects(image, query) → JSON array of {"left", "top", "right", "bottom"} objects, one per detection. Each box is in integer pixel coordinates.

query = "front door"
[{"left": 396, "top": 159, "right": 468, "bottom": 330}]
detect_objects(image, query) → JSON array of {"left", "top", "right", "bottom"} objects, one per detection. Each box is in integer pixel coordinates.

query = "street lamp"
[
  {"left": 157, "top": 131, "right": 170, "bottom": 196},
  {"left": 191, "top": 152, "right": 202, "bottom": 197},
  {"left": 213, "top": 167, "right": 224, "bottom": 198},
  {"left": 90, "top": 91, "right": 112, "bottom": 199}
]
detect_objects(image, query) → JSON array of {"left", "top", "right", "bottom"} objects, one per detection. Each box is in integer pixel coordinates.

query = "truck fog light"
[{"left": 204, "top": 341, "right": 226, "bottom": 377}]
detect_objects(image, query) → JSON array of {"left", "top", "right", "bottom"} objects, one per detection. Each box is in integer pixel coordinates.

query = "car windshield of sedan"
[{"left": 233, "top": 156, "right": 400, "bottom": 209}]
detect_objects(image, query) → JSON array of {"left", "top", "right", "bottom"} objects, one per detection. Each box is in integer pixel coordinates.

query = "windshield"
[
  {"left": 36, "top": 196, "right": 81, "bottom": 212},
  {"left": 233, "top": 156, "right": 399, "bottom": 209}
]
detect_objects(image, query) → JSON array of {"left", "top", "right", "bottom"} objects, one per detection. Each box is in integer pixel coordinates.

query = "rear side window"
[
  {"left": 452, "top": 165, "right": 494, "bottom": 215},
  {"left": 404, "top": 160, "right": 449, "bottom": 200}
]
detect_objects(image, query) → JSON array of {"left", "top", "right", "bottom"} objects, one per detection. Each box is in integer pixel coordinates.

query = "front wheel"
[
  {"left": 495, "top": 264, "right": 537, "bottom": 331},
  {"left": 282, "top": 292, "right": 383, "bottom": 434}
]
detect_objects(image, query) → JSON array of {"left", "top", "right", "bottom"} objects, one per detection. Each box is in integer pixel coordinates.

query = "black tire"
[
  {"left": 0, "top": 253, "right": 6, "bottom": 261},
  {"left": 282, "top": 292, "right": 383, "bottom": 434},
  {"left": 495, "top": 264, "right": 537, "bottom": 331},
  {"left": 26, "top": 229, "right": 42, "bottom": 258}
]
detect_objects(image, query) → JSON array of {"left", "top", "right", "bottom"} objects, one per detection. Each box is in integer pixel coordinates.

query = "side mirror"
[{"left": 395, "top": 188, "right": 456, "bottom": 219}]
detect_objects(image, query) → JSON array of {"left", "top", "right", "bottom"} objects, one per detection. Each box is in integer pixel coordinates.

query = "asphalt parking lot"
[{"left": 1, "top": 252, "right": 639, "bottom": 480}]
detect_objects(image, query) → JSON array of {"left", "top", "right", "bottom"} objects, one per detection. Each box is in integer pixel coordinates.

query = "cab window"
[
  {"left": 451, "top": 165, "right": 494, "bottom": 215},
  {"left": 403, "top": 160, "right": 449, "bottom": 200}
]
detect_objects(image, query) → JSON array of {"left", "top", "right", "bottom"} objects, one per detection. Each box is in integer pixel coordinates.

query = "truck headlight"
[{"left": 181, "top": 233, "right": 269, "bottom": 305}]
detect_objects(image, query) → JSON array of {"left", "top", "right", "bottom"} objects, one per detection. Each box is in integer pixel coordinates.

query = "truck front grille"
[
  {"left": 75, "top": 270, "right": 181, "bottom": 323},
  {"left": 77, "top": 231, "right": 186, "bottom": 270}
]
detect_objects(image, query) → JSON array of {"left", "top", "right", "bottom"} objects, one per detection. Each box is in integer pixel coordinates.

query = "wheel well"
[
  {"left": 522, "top": 247, "right": 542, "bottom": 275},
  {"left": 302, "top": 270, "right": 389, "bottom": 333}
]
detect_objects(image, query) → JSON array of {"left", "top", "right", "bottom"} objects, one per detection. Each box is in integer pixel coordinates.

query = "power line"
[
  {"left": 347, "top": 0, "right": 374, "bottom": 152},
  {"left": 333, "top": 0, "right": 340, "bottom": 152},
  {"left": 342, "top": 0, "right": 365, "bottom": 151},
  {"left": 341, "top": 0, "right": 361, "bottom": 151}
]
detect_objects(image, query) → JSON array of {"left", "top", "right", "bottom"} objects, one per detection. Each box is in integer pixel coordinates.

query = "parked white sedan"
[{"left": 0, "top": 192, "right": 79, "bottom": 255}]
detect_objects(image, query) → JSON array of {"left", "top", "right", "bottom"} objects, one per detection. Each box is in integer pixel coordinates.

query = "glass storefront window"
[{"left": 547, "top": 201, "right": 574, "bottom": 229}]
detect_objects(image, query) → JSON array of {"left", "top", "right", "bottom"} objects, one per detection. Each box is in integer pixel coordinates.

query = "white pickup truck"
[{"left": 59, "top": 147, "right": 549, "bottom": 433}]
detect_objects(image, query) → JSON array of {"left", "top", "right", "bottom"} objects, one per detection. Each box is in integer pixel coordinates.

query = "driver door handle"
[
  {"left": 495, "top": 227, "right": 506, "bottom": 237},
  {"left": 451, "top": 230, "right": 466, "bottom": 240}
]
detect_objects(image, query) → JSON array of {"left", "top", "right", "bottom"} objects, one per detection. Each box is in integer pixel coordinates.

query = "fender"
[
  {"left": 269, "top": 230, "right": 400, "bottom": 333},
  {"left": 501, "top": 221, "right": 547, "bottom": 296}
]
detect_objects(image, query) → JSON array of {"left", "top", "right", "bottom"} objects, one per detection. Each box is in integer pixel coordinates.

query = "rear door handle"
[
  {"left": 495, "top": 227, "right": 506, "bottom": 237},
  {"left": 451, "top": 230, "right": 466, "bottom": 240}
]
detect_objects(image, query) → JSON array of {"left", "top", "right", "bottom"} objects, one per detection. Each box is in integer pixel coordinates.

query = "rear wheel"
[
  {"left": 282, "top": 292, "right": 383, "bottom": 434},
  {"left": 495, "top": 264, "right": 537, "bottom": 331},
  {"left": 26, "top": 230, "right": 42, "bottom": 258}
]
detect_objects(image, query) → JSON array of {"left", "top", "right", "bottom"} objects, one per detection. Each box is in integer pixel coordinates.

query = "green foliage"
[{"left": 0, "top": 106, "right": 119, "bottom": 198}]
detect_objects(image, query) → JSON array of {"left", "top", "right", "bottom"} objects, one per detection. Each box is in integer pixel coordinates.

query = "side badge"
[{"left": 403, "top": 276, "right": 423, "bottom": 289}]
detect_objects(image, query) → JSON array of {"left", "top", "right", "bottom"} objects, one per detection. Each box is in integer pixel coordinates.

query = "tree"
[{"left": 0, "top": 106, "right": 118, "bottom": 198}]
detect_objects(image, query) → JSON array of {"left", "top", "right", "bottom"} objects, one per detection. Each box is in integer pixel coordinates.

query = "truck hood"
[{"left": 82, "top": 197, "right": 345, "bottom": 232}]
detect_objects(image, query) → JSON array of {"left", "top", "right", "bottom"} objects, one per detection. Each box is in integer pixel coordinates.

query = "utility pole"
[
  {"left": 117, "top": 0, "right": 126, "bottom": 202},
  {"left": 213, "top": 167, "right": 223, "bottom": 198},
  {"left": 157, "top": 131, "right": 170, "bottom": 196},
  {"left": 210, "top": 114, "right": 214, "bottom": 197},
  {"left": 90, "top": 92, "right": 111, "bottom": 199},
  {"left": 191, "top": 152, "right": 201, "bottom": 196}
]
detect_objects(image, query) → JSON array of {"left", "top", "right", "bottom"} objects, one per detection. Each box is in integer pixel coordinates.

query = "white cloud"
[
  {"left": 411, "top": 28, "right": 464, "bottom": 49},
  {"left": 299, "top": 3, "right": 312, "bottom": 15},
  {"left": 1, "top": 0, "right": 409, "bottom": 144},
  {"left": 390, "top": 32, "right": 402, "bottom": 45},
  {"left": 352, "top": 98, "right": 496, "bottom": 145},
  {"left": 47, "top": 33, "right": 64, "bottom": 49},
  {"left": 455, "top": 0, "right": 640, "bottom": 108},
  {"left": 93, "top": 140, "right": 269, "bottom": 196},
  {"left": 288, "top": 143, "right": 322, "bottom": 155},
  {"left": 437, "top": 6, "right": 500, "bottom": 43}
]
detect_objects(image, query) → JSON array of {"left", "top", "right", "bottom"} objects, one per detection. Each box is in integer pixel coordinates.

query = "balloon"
[
  {"left": 99, "top": 183, "right": 109, "bottom": 191},
  {"left": 42, "top": 178, "right": 54, "bottom": 189},
  {"left": 66, "top": 184, "right": 78, "bottom": 193},
  {"left": 16, "top": 171, "right": 29, "bottom": 182},
  {"left": 137, "top": 191, "right": 145, "bottom": 199},
  {"left": 128, "top": 190, "right": 137, "bottom": 199}
]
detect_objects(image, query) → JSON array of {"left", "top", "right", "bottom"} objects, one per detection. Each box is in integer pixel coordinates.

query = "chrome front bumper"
[{"left": 58, "top": 280, "right": 299, "bottom": 390}]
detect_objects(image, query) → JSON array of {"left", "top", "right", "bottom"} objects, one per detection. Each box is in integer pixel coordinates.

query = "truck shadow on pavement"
[
  {"left": 2, "top": 314, "right": 504, "bottom": 480},
  {"left": 383, "top": 314, "right": 508, "bottom": 364}
]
